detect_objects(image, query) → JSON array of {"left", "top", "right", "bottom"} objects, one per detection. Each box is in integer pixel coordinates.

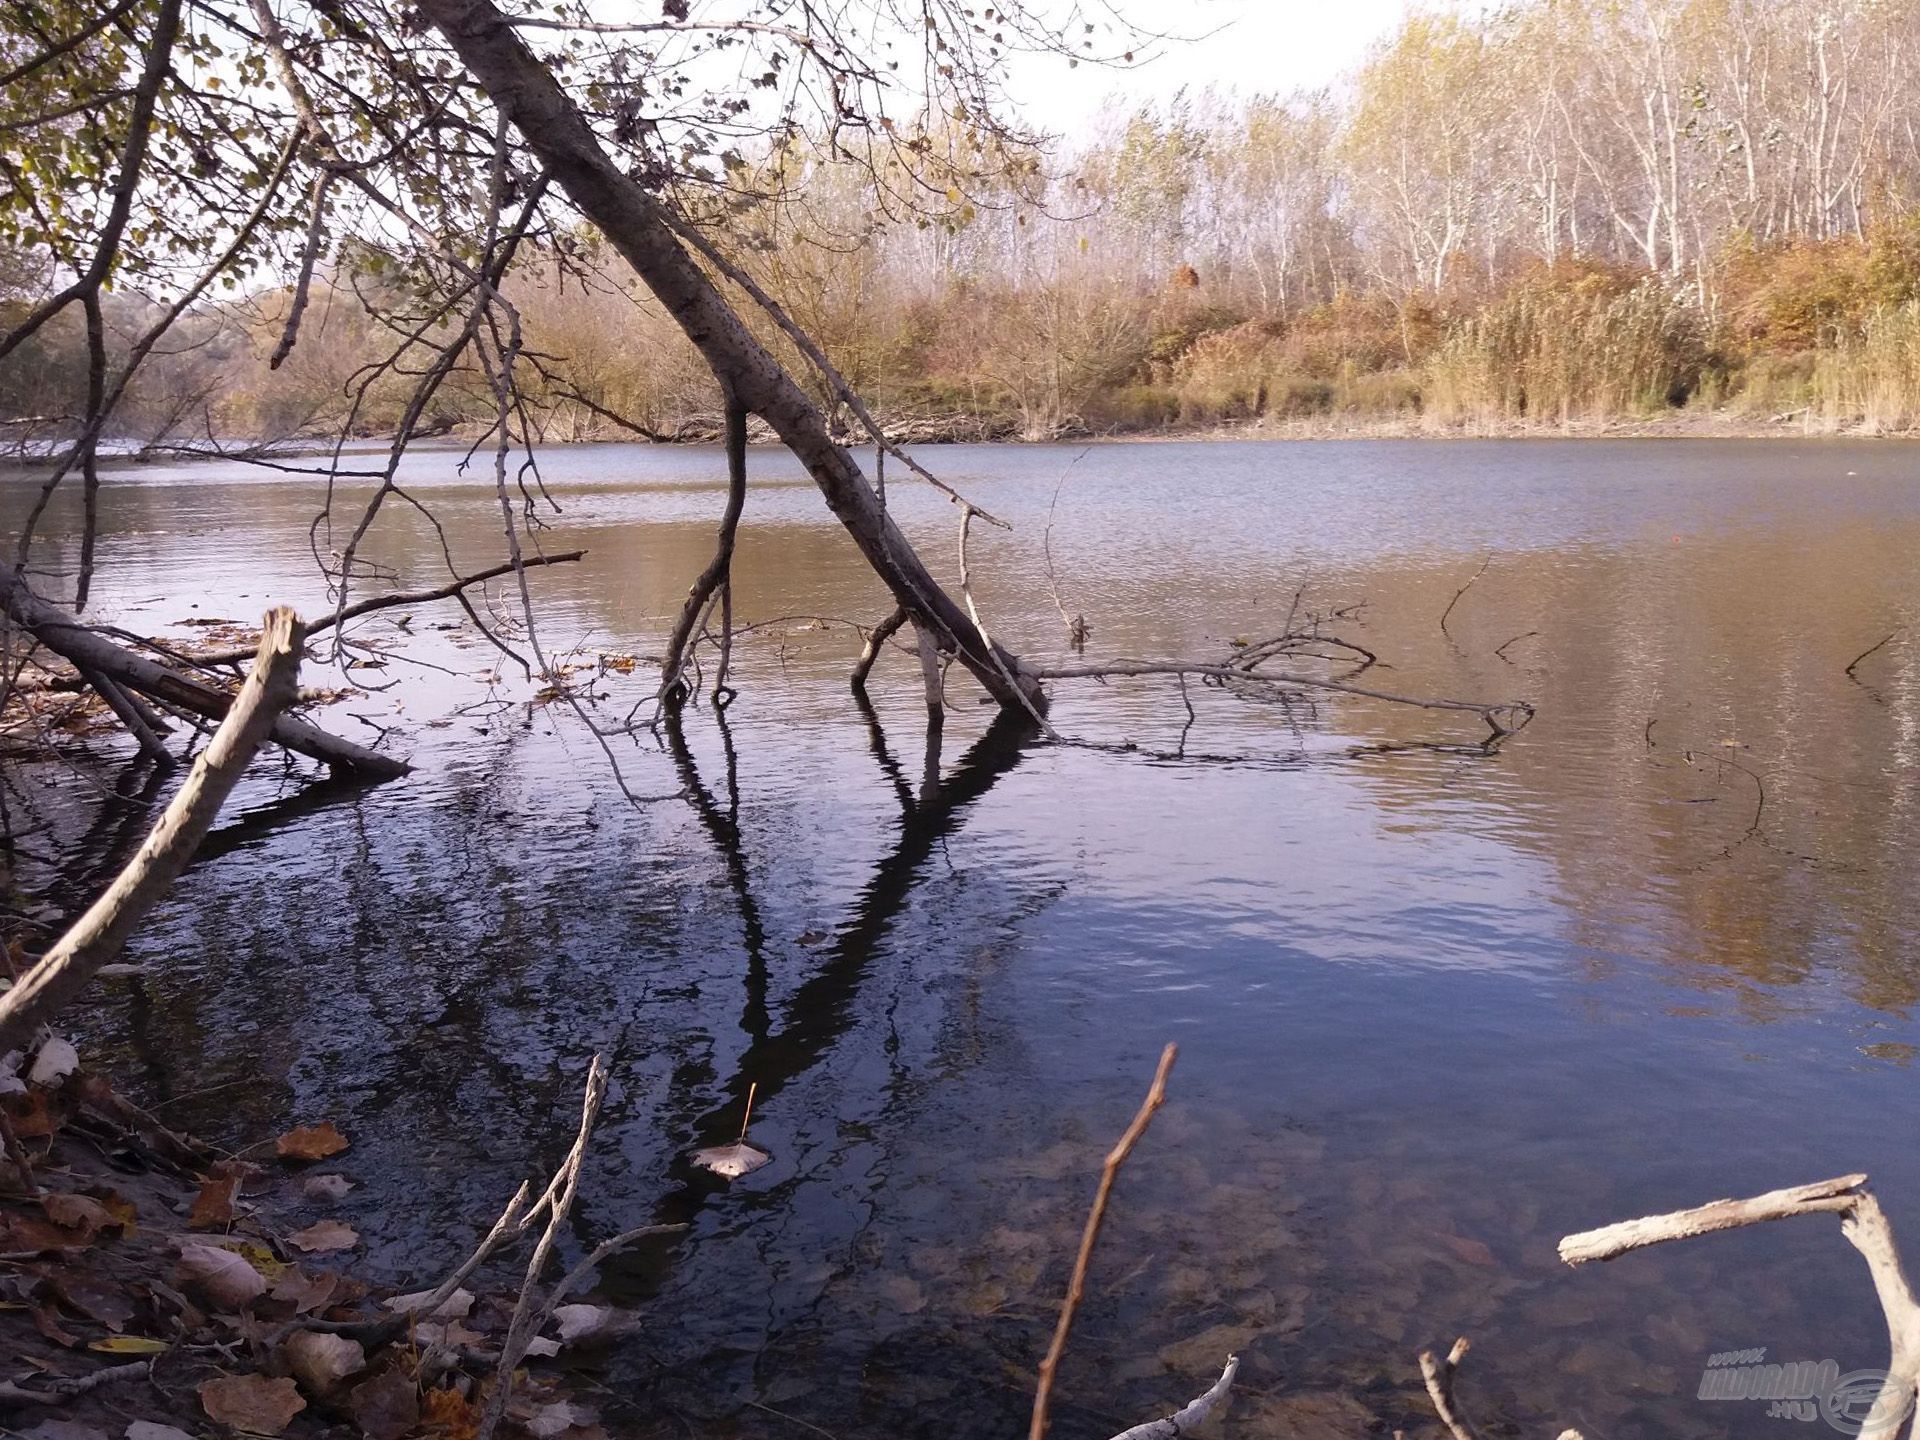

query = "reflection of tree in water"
[{"left": 649, "top": 703, "right": 1037, "bottom": 1230}]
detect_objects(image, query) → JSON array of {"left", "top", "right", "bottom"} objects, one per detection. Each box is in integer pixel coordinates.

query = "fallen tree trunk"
[
  {"left": 0, "top": 608, "right": 304, "bottom": 1053},
  {"left": 417, "top": 0, "right": 1043, "bottom": 715},
  {"left": 1, "top": 567, "right": 407, "bottom": 778}
]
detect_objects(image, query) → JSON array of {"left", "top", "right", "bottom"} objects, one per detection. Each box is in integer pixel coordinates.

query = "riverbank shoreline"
[{"left": 7, "top": 404, "right": 1920, "bottom": 472}]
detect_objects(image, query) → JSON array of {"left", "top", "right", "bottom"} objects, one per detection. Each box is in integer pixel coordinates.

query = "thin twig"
[
  {"left": 1846, "top": 628, "right": 1903, "bottom": 677},
  {"left": 1029, "top": 1043, "right": 1177, "bottom": 1440},
  {"left": 1440, "top": 555, "right": 1492, "bottom": 636}
]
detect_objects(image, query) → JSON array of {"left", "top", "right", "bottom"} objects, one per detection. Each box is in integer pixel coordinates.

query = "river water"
[{"left": 6, "top": 438, "right": 1920, "bottom": 1439}]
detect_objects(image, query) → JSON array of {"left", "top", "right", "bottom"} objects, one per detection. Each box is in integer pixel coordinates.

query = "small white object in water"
[
  {"left": 690, "top": 1080, "right": 771, "bottom": 1179},
  {"left": 690, "top": 1140, "right": 772, "bottom": 1179},
  {"left": 27, "top": 1035, "right": 79, "bottom": 1087}
]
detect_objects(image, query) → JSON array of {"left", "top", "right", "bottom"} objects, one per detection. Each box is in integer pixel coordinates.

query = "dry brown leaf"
[
  {"left": 4, "top": 1211, "right": 85, "bottom": 1254},
  {"left": 420, "top": 1387, "right": 478, "bottom": 1440},
  {"left": 31, "top": 1303, "right": 81, "bottom": 1348},
  {"left": 511, "top": 1397, "right": 596, "bottom": 1439},
  {"left": 288, "top": 1219, "right": 359, "bottom": 1254},
  {"left": 187, "top": 1173, "right": 241, "bottom": 1229},
  {"left": 347, "top": 1364, "right": 419, "bottom": 1440},
  {"left": 2, "top": 1088, "right": 57, "bottom": 1139},
  {"left": 283, "top": 1329, "right": 367, "bottom": 1394},
  {"left": 52, "top": 1274, "right": 134, "bottom": 1331},
  {"left": 384, "top": 1286, "right": 472, "bottom": 1320},
  {"left": 271, "top": 1266, "right": 341, "bottom": 1315},
  {"left": 41, "top": 1192, "right": 120, "bottom": 1238},
  {"left": 177, "top": 1242, "right": 267, "bottom": 1309},
  {"left": 550, "top": 1304, "right": 631, "bottom": 1346},
  {"left": 275, "top": 1122, "right": 349, "bottom": 1161},
  {"left": 200, "top": 1373, "right": 306, "bottom": 1435}
]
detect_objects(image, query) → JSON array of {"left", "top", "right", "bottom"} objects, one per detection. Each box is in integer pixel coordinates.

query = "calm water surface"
[{"left": 6, "top": 438, "right": 1920, "bottom": 1439}]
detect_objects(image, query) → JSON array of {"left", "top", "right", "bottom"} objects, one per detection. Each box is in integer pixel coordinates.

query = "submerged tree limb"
[
  {"left": 1029, "top": 658, "right": 1535, "bottom": 741},
  {"left": 1106, "top": 1354, "right": 1240, "bottom": 1440},
  {"left": 1420, "top": 1337, "right": 1486, "bottom": 1440},
  {"left": 660, "top": 396, "right": 747, "bottom": 708},
  {"left": 0, "top": 609, "right": 303, "bottom": 1054},
  {"left": 850, "top": 606, "right": 908, "bottom": 693}
]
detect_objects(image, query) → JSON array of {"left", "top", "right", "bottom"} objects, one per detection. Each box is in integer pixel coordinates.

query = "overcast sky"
[{"left": 1003, "top": 0, "right": 1413, "bottom": 137}]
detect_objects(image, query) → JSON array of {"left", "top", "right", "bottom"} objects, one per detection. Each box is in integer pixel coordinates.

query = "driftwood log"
[
  {"left": 2, "top": 567, "right": 406, "bottom": 777},
  {"left": 0, "top": 608, "right": 305, "bottom": 1053}
]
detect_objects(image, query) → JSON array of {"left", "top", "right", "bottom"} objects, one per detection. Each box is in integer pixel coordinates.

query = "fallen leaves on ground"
[
  {"left": 274, "top": 1122, "right": 349, "bottom": 1161},
  {"left": 288, "top": 1218, "right": 358, "bottom": 1253},
  {"left": 126, "top": 1424, "right": 196, "bottom": 1440},
  {"left": 51, "top": 1273, "right": 133, "bottom": 1331},
  {"left": 2, "top": 1087, "right": 58, "bottom": 1138},
  {"left": 511, "top": 1396, "right": 599, "bottom": 1440},
  {"left": 176, "top": 1242, "right": 267, "bottom": 1309},
  {"left": 385, "top": 1286, "right": 472, "bottom": 1320},
  {"left": 347, "top": 1363, "right": 419, "bottom": 1440},
  {"left": 31, "top": 1302, "right": 80, "bottom": 1347},
  {"left": 87, "top": 1334, "right": 170, "bottom": 1354},
  {"left": 19, "top": 1421, "right": 109, "bottom": 1440},
  {"left": 199, "top": 1373, "right": 306, "bottom": 1434},
  {"left": 420, "top": 1386, "right": 479, "bottom": 1439},
  {"left": 1, "top": 1211, "right": 86, "bottom": 1254},
  {"left": 283, "top": 1328, "right": 367, "bottom": 1394},
  {"left": 26, "top": 1037, "right": 79, "bottom": 1087},
  {"left": 271, "top": 1265, "right": 340, "bottom": 1315},
  {"left": 40, "top": 1192, "right": 124, "bottom": 1240}
]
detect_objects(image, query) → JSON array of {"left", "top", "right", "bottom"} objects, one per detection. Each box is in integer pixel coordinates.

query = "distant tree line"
[{"left": 13, "top": 0, "right": 1920, "bottom": 448}]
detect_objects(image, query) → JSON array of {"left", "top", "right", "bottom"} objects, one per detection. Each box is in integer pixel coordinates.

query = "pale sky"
[{"left": 1004, "top": 0, "right": 1415, "bottom": 136}]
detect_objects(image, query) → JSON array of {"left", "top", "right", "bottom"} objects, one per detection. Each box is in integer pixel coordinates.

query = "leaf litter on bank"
[{"left": 176, "top": 1241, "right": 268, "bottom": 1309}]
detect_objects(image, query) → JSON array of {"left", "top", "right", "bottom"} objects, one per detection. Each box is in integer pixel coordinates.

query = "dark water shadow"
[{"left": 625, "top": 704, "right": 1037, "bottom": 1275}]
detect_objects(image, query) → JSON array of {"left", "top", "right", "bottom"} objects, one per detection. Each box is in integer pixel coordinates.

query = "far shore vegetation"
[{"left": 13, "top": 0, "right": 1920, "bottom": 450}]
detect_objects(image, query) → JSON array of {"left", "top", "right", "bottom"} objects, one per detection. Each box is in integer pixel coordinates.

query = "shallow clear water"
[{"left": 6, "top": 437, "right": 1920, "bottom": 1439}]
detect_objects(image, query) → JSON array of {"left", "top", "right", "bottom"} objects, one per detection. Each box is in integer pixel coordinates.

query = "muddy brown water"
[{"left": 5, "top": 437, "right": 1920, "bottom": 1439}]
